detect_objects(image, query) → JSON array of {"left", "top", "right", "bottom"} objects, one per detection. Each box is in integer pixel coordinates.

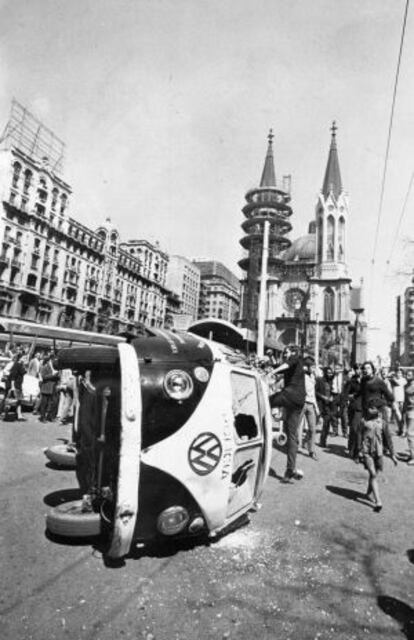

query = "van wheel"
[
  {"left": 46, "top": 500, "right": 101, "bottom": 537},
  {"left": 276, "top": 432, "right": 287, "bottom": 446},
  {"left": 45, "top": 444, "right": 77, "bottom": 468}
]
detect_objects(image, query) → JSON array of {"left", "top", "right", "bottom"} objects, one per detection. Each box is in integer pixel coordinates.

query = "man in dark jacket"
[
  {"left": 269, "top": 345, "right": 305, "bottom": 482},
  {"left": 7, "top": 351, "right": 27, "bottom": 421},
  {"left": 358, "top": 361, "right": 400, "bottom": 421},
  {"left": 39, "top": 355, "right": 59, "bottom": 422},
  {"left": 316, "top": 366, "right": 340, "bottom": 448},
  {"left": 347, "top": 364, "right": 362, "bottom": 458}
]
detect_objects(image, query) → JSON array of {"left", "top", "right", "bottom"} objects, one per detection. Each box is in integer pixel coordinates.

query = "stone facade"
[{"left": 0, "top": 104, "right": 169, "bottom": 332}]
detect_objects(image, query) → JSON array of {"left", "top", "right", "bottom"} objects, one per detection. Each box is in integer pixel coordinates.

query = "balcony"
[
  {"left": 0, "top": 254, "right": 9, "bottom": 267},
  {"left": 50, "top": 275, "right": 58, "bottom": 285},
  {"left": 67, "top": 266, "right": 79, "bottom": 275},
  {"left": 34, "top": 204, "right": 46, "bottom": 217},
  {"left": 10, "top": 258, "right": 22, "bottom": 270},
  {"left": 65, "top": 273, "right": 79, "bottom": 286}
]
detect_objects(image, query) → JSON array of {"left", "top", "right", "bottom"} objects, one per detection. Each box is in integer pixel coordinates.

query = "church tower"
[
  {"left": 238, "top": 131, "right": 293, "bottom": 331},
  {"left": 313, "top": 122, "right": 351, "bottom": 325},
  {"left": 316, "top": 122, "right": 349, "bottom": 279}
]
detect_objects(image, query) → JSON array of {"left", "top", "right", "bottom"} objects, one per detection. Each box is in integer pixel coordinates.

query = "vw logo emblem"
[{"left": 188, "top": 432, "right": 222, "bottom": 476}]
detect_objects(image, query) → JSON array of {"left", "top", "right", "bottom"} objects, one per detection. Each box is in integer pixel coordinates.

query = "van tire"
[
  {"left": 46, "top": 500, "right": 101, "bottom": 538},
  {"left": 276, "top": 432, "right": 287, "bottom": 446},
  {"left": 45, "top": 444, "right": 77, "bottom": 468}
]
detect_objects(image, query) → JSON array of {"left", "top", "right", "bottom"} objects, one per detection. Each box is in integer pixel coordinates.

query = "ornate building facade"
[
  {"left": 239, "top": 124, "right": 365, "bottom": 366},
  {"left": 0, "top": 100, "right": 169, "bottom": 332}
]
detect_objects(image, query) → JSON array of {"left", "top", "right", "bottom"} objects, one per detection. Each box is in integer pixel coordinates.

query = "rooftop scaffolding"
[{"left": 0, "top": 98, "right": 65, "bottom": 174}]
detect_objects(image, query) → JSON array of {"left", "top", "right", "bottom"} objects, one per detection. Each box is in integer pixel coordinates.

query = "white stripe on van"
[{"left": 107, "top": 343, "right": 141, "bottom": 559}]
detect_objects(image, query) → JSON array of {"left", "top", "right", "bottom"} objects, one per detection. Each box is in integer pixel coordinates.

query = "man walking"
[
  {"left": 269, "top": 345, "right": 306, "bottom": 482},
  {"left": 390, "top": 368, "right": 407, "bottom": 436},
  {"left": 316, "top": 366, "right": 340, "bottom": 448},
  {"left": 301, "top": 356, "right": 319, "bottom": 460}
]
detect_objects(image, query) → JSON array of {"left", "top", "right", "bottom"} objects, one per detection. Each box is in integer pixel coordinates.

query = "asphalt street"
[{"left": 0, "top": 415, "right": 413, "bottom": 640}]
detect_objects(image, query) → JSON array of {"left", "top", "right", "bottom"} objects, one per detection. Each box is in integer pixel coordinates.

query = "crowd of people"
[
  {"left": 255, "top": 346, "right": 414, "bottom": 512},
  {"left": 2, "top": 339, "right": 413, "bottom": 514},
  {"left": 0, "top": 343, "right": 75, "bottom": 424}
]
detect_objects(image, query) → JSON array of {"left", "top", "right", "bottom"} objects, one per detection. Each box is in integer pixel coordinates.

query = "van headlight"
[
  {"left": 163, "top": 370, "right": 193, "bottom": 400},
  {"left": 157, "top": 506, "right": 189, "bottom": 535}
]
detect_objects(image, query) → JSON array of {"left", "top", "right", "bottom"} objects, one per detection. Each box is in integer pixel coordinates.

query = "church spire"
[
  {"left": 260, "top": 129, "right": 276, "bottom": 187},
  {"left": 322, "top": 121, "right": 342, "bottom": 199}
]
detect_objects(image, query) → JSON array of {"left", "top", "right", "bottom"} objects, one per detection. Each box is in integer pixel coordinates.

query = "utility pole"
[
  {"left": 257, "top": 220, "right": 270, "bottom": 358},
  {"left": 315, "top": 312, "right": 320, "bottom": 369}
]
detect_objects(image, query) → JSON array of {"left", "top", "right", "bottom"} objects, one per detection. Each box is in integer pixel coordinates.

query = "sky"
[{"left": 0, "top": 0, "right": 413, "bottom": 359}]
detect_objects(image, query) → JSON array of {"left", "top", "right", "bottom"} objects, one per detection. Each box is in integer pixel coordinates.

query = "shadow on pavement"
[
  {"left": 269, "top": 467, "right": 280, "bottom": 479},
  {"left": 377, "top": 595, "right": 414, "bottom": 640},
  {"left": 326, "top": 484, "right": 368, "bottom": 503},
  {"left": 272, "top": 440, "right": 286, "bottom": 453},
  {"left": 45, "top": 528, "right": 101, "bottom": 547},
  {"left": 99, "top": 535, "right": 211, "bottom": 569},
  {"left": 44, "top": 460, "right": 74, "bottom": 471},
  {"left": 43, "top": 487, "right": 81, "bottom": 506},
  {"left": 322, "top": 443, "right": 349, "bottom": 459},
  {"left": 407, "top": 549, "right": 414, "bottom": 565}
]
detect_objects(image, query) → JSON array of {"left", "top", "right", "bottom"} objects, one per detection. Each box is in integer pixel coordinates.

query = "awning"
[{"left": 188, "top": 318, "right": 246, "bottom": 350}]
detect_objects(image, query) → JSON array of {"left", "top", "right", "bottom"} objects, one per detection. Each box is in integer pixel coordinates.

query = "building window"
[
  {"left": 327, "top": 215, "right": 335, "bottom": 261},
  {"left": 12, "top": 162, "right": 22, "bottom": 188},
  {"left": 27, "top": 274, "right": 37, "bottom": 288},
  {"left": 23, "top": 169, "right": 32, "bottom": 194},
  {"left": 324, "top": 287, "right": 335, "bottom": 322},
  {"left": 60, "top": 193, "right": 68, "bottom": 215},
  {"left": 338, "top": 216, "right": 345, "bottom": 262},
  {"left": 51, "top": 188, "right": 59, "bottom": 210}
]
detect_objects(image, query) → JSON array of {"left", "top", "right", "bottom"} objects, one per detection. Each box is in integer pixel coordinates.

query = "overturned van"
[{"left": 46, "top": 329, "right": 272, "bottom": 559}]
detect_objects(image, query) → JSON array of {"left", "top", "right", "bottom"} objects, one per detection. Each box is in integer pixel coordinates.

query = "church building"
[{"left": 239, "top": 124, "right": 364, "bottom": 366}]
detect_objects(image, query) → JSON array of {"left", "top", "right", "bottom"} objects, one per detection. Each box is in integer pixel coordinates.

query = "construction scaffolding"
[{"left": 0, "top": 98, "right": 65, "bottom": 174}]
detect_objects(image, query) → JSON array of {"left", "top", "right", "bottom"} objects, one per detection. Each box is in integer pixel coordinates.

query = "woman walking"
[
  {"left": 359, "top": 399, "right": 398, "bottom": 512},
  {"left": 356, "top": 361, "right": 400, "bottom": 512}
]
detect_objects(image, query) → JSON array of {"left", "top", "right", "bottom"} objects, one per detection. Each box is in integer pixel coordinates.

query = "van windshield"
[{"left": 231, "top": 372, "right": 259, "bottom": 441}]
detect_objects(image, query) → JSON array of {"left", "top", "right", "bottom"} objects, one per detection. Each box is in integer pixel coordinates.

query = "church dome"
[{"left": 281, "top": 233, "right": 316, "bottom": 262}]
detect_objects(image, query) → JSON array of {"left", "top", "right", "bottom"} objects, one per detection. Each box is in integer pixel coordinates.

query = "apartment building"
[
  {"left": 0, "top": 100, "right": 169, "bottom": 332},
  {"left": 166, "top": 255, "right": 200, "bottom": 321},
  {"left": 193, "top": 259, "right": 240, "bottom": 323}
]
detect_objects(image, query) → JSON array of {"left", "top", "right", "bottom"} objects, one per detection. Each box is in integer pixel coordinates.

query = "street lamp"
[
  {"left": 294, "top": 299, "right": 311, "bottom": 349},
  {"left": 350, "top": 286, "right": 364, "bottom": 366}
]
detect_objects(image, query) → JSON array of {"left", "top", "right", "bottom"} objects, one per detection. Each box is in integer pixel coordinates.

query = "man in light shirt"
[
  {"left": 301, "top": 356, "right": 319, "bottom": 460},
  {"left": 390, "top": 368, "right": 407, "bottom": 436}
]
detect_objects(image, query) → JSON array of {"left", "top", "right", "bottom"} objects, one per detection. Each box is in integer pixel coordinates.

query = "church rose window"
[{"left": 284, "top": 288, "right": 305, "bottom": 314}]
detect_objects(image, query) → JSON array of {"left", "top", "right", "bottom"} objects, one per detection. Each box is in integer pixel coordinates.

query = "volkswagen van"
[{"left": 45, "top": 329, "right": 273, "bottom": 559}]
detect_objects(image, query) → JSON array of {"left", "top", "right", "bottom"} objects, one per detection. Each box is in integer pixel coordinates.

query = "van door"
[{"left": 225, "top": 370, "right": 265, "bottom": 520}]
